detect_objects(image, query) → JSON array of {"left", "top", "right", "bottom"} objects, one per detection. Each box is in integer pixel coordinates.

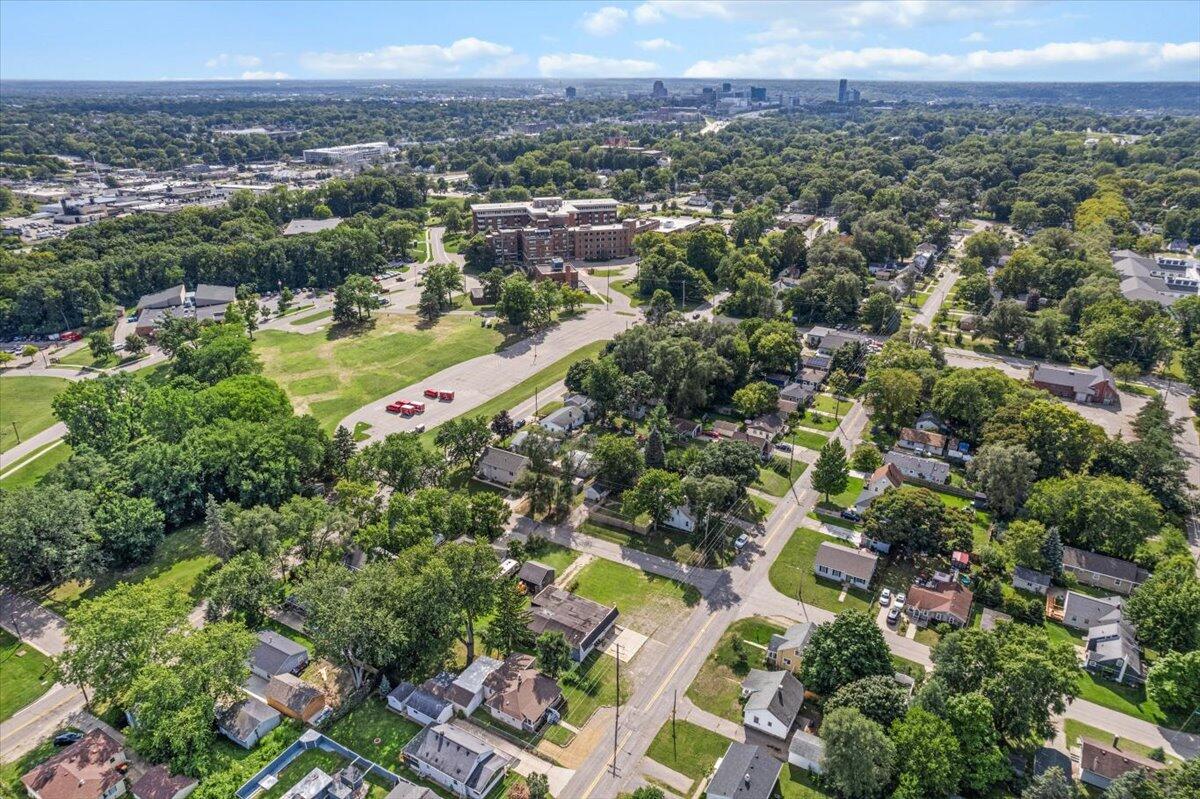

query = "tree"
[
  {"left": 560, "top": 286, "right": 587, "bottom": 314},
  {"left": 515, "top": 429, "right": 558, "bottom": 517},
  {"left": 203, "top": 552, "right": 277, "bottom": 625},
  {"left": 1146, "top": 650, "right": 1200, "bottom": 714},
  {"left": 860, "top": 291, "right": 898, "bottom": 333},
  {"left": 824, "top": 674, "right": 909, "bottom": 727},
  {"left": 862, "top": 486, "right": 949, "bottom": 556},
  {"left": 983, "top": 299, "right": 1030, "bottom": 347},
  {"left": 467, "top": 492, "right": 511, "bottom": 541},
  {"left": 482, "top": 580, "right": 534, "bottom": 656},
  {"left": 332, "top": 274, "right": 380, "bottom": 324},
  {"left": 750, "top": 321, "right": 801, "bottom": 374},
  {"left": 1025, "top": 475, "right": 1160, "bottom": 560},
  {"left": 1126, "top": 555, "right": 1200, "bottom": 654},
  {"left": 963, "top": 230, "right": 1005, "bottom": 266},
  {"left": 1021, "top": 767, "right": 1076, "bottom": 799},
  {"left": 171, "top": 323, "right": 261, "bottom": 385},
  {"left": 644, "top": 426, "right": 665, "bottom": 469},
  {"left": 967, "top": 443, "right": 1039, "bottom": 518},
  {"left": 87, "top": 330, "right": 115, "bottom": 362},
  {"left": 1003, "top": 519, "right": 1049, "bottom": 570},
  {"left": 646, "top": 289, "right": 676, "bottom": 324},
  {"left": 862, "top": 367, "right": 922, "bottom": 432},
  {"left": 434, "top": 415, "right": 492, "bottom": 465},
  {"left": 497, "top": 273, "right": 536, "bottom": 327},
  {"left": 800, "top": 610, "right": 894, "bottom": 695},
  {"left": 56, "top": 582, "right": 191, "bottom": 708},
  {"left": 536, "top": 631, "right": 571, "bottom": 678},
  {"left": 444, "top": 538, "right": 499, "bottom": 664},
  {"left": 525, "top": 773, "right": 550, "bottom": 799},
  {"left": 331, "top": 425, "right": 357, "bottom": 475},
  {"left": 851, "top": 443, "right": 883, "bottom": 473},
  {"left": 623, "top": 469, "right": 684, "bottom": 531},
  {"left": 732, "top": 381, "right": 779, "bottom": 418},
  {"left": 277, "top": 286, "right": 294, "bottom": 315},
  {"left": 419, "top": 263, "right": 464, "bottom": 318},
  {"left": 491, "top": 410, "right": 515, "bottom": 439},
  {"left": 1041, "top": 526, "right": 1064, "bottom": 576},
  {"left": 0, "top": 486, "right": 97, "bottom": 588},
  {"left": 688, "top": 439, "right": 760, "bottom": 492},
  {"left": 124, "top": 332, "right": 148, "bottom": 357},
  {"left": 463, "top": 234, "right": 496, "bottom": 272},
  {"left": 811, "top": 439, "right": 850, "bottom": 504},
  {"left": 94, "top": 494, "right": 165, "bottom": 568},
  {"left": 820, "top": 708, "right": 895, "bottom": 799},
  {"left": 890, "top": 708, "right": 963, "bottom": 799},
  {"left": 984, "top": 399, "right": 1105, "bottom": 479},
  {"left": 592, "top": 434, "right": 645, "bottom": 488},
  {"left": 52, "top": 371, "right": 147, "bottom": 454},
  {"left": 946, "top": 692, "right": 1010, "bottom": 794},
  {"left": 957, "top": 273, "right": 993, "bottom": 311},
  {"left": 360, "top": 432, "right": 445, "bottom": 493}
]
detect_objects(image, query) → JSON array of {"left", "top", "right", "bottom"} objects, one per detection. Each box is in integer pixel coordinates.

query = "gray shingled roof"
[
  {"left": 787, "top": 730, "right": 825, "bottom": 765},
  {"left": 193, "top": 283, "right": 236, "bottom": 306},
  {"left": 1062, "top": 546, "right": 1148, "bottom": 584},
  {"left": 403, "top": 723, "right": 512, "bottom": 794},
  {"left": 741, "top": 669, "right": 804, "bottom": 729},
  {"left": 707, "top": 743, "right": 783, "bottom": 799},
  {"left": 767, "top": 622, "right": 813, "bottom": 656},
  {"left": 1013, "top": 565, "right": 1051, "bottom": 587},
  {"left": 250, "top": 630, "right": 307, "bottom": 676},
  {"left": 218, "top": 697, "right": 279, "bottom": 740},
  {"left": 813, "top": 541, "right": 878, "bottom": 583}
]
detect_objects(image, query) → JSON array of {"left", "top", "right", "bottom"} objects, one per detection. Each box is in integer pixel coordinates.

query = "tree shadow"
[{"left": 325, "top": 318, "right": 377, "bottom": 341}]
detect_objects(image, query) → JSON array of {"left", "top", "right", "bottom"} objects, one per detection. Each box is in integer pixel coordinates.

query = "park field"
[{"left": 0, "top": 376, "right": 70, "bottom": 453}]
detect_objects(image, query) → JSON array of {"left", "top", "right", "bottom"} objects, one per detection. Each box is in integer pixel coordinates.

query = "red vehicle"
[
  {"left": 408, "top": 400, "right": 426, "bottom": 413},
  {"left": 60, "top": 331, "right": 82, "bottom": 342},
  {"left": 423, "top": 388, "right": 439, "bottom": 399},
  {"left": 438, "top": 390, "right": 455, "bottom": 401},
  {"left": 386, "top": 401, "right": 407, "bottom": 414},
  {"left": 400, "top": 404, "right": 418, "bottom": 417}
]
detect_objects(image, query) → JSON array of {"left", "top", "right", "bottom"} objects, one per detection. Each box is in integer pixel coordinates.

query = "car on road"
[
  {"left": 886, "top": 606, "right": 902, "bottom": 625},
  {"left": 513, "top": 418, "right": 527, "bottom": 430},
  {"left": 53, "top": 732, "right": 83, "bottom": 747},
  {"left": 734, "top": 533, "right": 750, "bottom": 550},
  {"left": 879, "top": 588, "right": 892, "bottom": 606}
]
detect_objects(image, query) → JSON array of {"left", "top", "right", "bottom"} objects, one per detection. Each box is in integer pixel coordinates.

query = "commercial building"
[
  {"left": 1030, "top": 364, "right": 1118, "bottom": 405},
  {"left": 302, "top": 142, "right": 391, "bottom": 166},
  {"left": 1111, "top": 249, "right": 1200, "bottom": 306},
  {"left": 470, "top": 197, "right": 654, "bottom": 265}
]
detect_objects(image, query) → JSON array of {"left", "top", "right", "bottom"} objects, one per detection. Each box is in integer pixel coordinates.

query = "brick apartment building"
[{"left": 470, "top": 197, "right": 655, "bottom": 268}]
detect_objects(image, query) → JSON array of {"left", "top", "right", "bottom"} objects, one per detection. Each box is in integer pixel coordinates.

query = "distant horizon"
[{"left": 3, "top": 77, "right": 1200, "bottom": 86}]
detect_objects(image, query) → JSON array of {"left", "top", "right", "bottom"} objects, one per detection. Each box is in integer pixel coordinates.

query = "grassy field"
[
  {"left": 645, "top": 720, "right": 731, "bottom": 794},
  {"left": 288, "top": 308, "right": 333, "bottom": 326},
  {"left": 890, "top": 654, "right": 927, "bottom": 684},
  {"left": 558, "top": 651, "right": 630, "bottom": 730},
  {"left": 0, "top": 629, "right": 55, "bottom": 721},
  {"left": 254, "top": 313, "right": 504, "bottom": 432},
  {"left": 37, "top": 523, "right": 217, "bottom": 615},
  {"left": 1063, "top": 719, "right": 1175, "bottom": 763},
  {"left": 810, "top": 395, "right": 848, "bottom": 416},
  {"left": 780, "top": 766, "right": 835, "bottom": 798},
  {"left": 686, "top": 617, "right": 784, "bottom": 723},
  {"left": 816, "top": 476, "right": 865, "bottom": 512},
  {"left": 1074, "top": 669, "right": 1180, "bottom": 728},
  {"left": 569, "top": 558, "right": 701, "bottom": 635},
  {"left": 325, "top": 699, "right": 423, "bottom": 772},
  {"left": 794, "top": 411, "right": 839, "bottom": 433},
  {"left": 769, "top": 527, "right": 873, "bottom": 613},
  {"left": 579, "top": 519, "right": 700, "bottom": 564},
  {"left": 754, "top": 459, "right": 809, "bottom": 497},
  {"left": 0, "top": 441, "right": 72, "bottom": 489},
  {"left": 928, "top": 488, "right": 993, "bottom": 549},
  {"left": 420, "top": 340, "right": 610, "bottom": 446},
  {"left": 785, "top": 428, "right": 830, "bottom": 452},
  {"left": 524, "top": 541, "right": 581, "bottom": 575},
  {"left": 0, "top": 376, "right": 70, "bottom": 453}
]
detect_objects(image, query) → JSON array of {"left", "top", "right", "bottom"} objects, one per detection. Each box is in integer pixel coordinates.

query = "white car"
[
  {"left": 894, "top": 592, "right": 906, "bottom": 609},
  {"left": 734, "top": 533, "right": 750, "bottom": 550},
  {"left": 879, "top": 588, "right": 892, "bottom": 607}
]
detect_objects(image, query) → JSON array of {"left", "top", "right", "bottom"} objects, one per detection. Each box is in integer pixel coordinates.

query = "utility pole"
[
  {"left": 797, "top": 578, "right": 810, "bottom": 622},
  {"left": 10, "top": 421, "right": 19, "bottom": 445},
  {"left": 612, "top": 642, "right": 621, "bottom": 776},
  {"left": 672, "top": 689, "right": 677, "bottom": 759}
]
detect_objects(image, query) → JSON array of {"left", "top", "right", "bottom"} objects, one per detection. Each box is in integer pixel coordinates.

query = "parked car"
[
  {"left": 734, "top": 533, "right": 750, "bottom": 550},
  {"left": 386, "top": 401, "right": 408, "bottom": 413},
  {"left": 879, "top": 588, "right": 892, "bottom": 606},
  {"left": 775, "top": 442, "right": 793, "bottom": 453},
  {"left": 886, "top": 606, "right": 902, "bottom": 625},
  {"left": 513, "top": 418, "right": 527, "bottom": 430},
  {"left": 894, "top": 592, "right": 906, "bottom": 609},
  {"left": 840, "top": 508, "right": 862, "bottom": 522},
  {"left": 53, "top": 732, "right": 83, "bottom": 747},
  {"left": 413, "top": 424, "right": 426, "bottom": 433}
]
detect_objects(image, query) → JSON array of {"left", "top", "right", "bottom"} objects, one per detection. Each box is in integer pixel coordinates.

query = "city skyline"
[{"left": 1, "top": 0, "right": 1198, "bottom": 82}]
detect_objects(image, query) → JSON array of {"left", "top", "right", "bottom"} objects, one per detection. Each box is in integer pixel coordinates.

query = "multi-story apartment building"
[{"left": 470, "top": 197, "right": 654, "bottom": 268}]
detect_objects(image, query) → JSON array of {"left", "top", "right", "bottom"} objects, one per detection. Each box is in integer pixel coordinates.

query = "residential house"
[
  {"left": 447, "top": 657, "right": 504, "bottom": 715},
  {"left": 740, "top": 670, "right": 804, "bottom": 740},
  {"left": 896, "top": 428, "right": 949, "bottom": 458},
  {"left": 1030, "top": 364, "right": 1118, "bottom": 405},
  {"left": 664, "top": 504, "right": 698, "bottom": 533},
  {"left": 560, "top": 449, "right": 595, "bottom": 478},
  {"left": 766, "top": 622, "right": 813, "bottom": 673},
  {"left": 787, "top": 730, "right": 826, "bottom": 775},
  {"left": 804, "top": 326, "right": 832, "bottom": 348},
  {"left": 1012, "top": 566, "right": 1052, "bottom": 596},
  {"left": 539, "top": 405, "right": 587, "bottom": 435},
  {"left": 906, "top": 580, "right": 974, "bottom": 627},
  {"left": 913, "top": 411, "right": 948, "bottom": 433},
  {"left": 21, "top": 730, "right": 128, "bottom": 799},
  {"left": 813, "top": 542, "right": 878, "bottom": 590},
  {"left": 563, "top": 394, "right": 597, "bottom": 417},
  {"left": 387, "top": 677, "right": 454, "bottom": 726},
  {"left": 796, "top": 368, "right": 827, "bottom": 393},
  {"left": 402, "top": 723, "right": 513, "bottom": 799},
  {"left": 814, "top": 330, "right": 870, "bottom": 357},
  {"left": 482, "top": 653, "right": 564, "bottom": 733},
  {"left": 249, "top": 630, "right": 309, "bottom": 679},
  {"left": 1061, "top": 547, "right": 1149, "bottom": 596},
  {"left": 883, "top": 451, "right": 949, "bottom": 484},
  {"left": 709, "top": 419, "right": 741, "bottom": 439},
  {"left": 706, "top": 743, "right": 783, "bottom": 799},
  {"left": 802, "top": 354, "right": 832, "bottom": 371},
  {"left": 778, "top": 382, "right": 812, "bottom": 413},
  {"left": 853, "top": 463, "right": 903, "bottom": 510},
  {"left": 475, "top": 447, "right": 529, "bottom": 488},
  {"left": 384, "top": 785, "right": 438, "bottom": 799},
  {"left": 747, "top": 412, "right": 788, "bottom": 439},
  {"left": 217, "top": 697, "right": 281, "bottom": 749},
  {"left": 517, "top": 561, "right": 556, "bottom": 595},
  {"left": 1085, "top": 621, "right": 1145, "bottom": 685},
  {"left": 671, "top": 418, "right": 702, "bottom": 440},
  {"left": 528, "top": 586, "right": 619, "bottom": 661},
  {"left": 1079, "top": 738, "right": 1165, "bottom": 790},
  {"left": 265, "top": 674, "right": 330, "bottom": 724},
  {"left": 128, "top": 767, "right": 196, "bottom": 799},
  {"left": 1061, "top": 591, "right": 1124, "bottom": 631}
]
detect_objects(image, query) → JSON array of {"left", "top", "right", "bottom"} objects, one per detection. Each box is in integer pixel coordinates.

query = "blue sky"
[{"left": 2, "top": 1, "right": 1198, "bottom": 82}]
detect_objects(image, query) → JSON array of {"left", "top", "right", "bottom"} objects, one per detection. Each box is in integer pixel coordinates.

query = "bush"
[{"left": 673, "top": 543, "right": 696, "bottom": 564}]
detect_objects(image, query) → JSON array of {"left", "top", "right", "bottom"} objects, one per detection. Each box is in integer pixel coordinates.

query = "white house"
[
  {"left": 740, "top": 670, "right": 804, "bottom": 740},
  {"left": 539, "top": 405, "right": 587, "bottom": 435},
  {"left": 664, "top": 505, "right": 698, "bottom": 533},
  {"left": 787, "top": 730, "right": 825, "bottom": 774},
  {"left": 402, "top": 723, "right": 513, "bottom": 799},
  {"left": 812, "top": 542, "right": 878, "bottom": 590}
]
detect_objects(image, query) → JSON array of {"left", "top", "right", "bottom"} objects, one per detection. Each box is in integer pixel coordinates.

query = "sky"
[{"left": 1, "top": 0, "right": 1198, "bottom": 82}]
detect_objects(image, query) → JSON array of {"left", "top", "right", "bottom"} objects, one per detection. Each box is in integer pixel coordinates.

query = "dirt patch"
[{"left": 539, "top": 706, "right": 613, "bottom": 769}]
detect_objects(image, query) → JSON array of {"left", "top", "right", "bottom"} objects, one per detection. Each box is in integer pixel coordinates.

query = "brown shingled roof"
[
  {"left": 21, "top": 729, "right": 125, "bottom": 799},
  {"left": 907, "top": 580, "right": 973, "bottom": 624},
  {"left": 1080, "top": 738, "right": 1166, "bottom": 780}
]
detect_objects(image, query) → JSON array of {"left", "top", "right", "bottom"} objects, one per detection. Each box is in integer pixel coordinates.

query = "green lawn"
[
  {"left": 779, "top": 765, "right": 836, "bottom": 799},
  {"left": 608, "top": 279, "right": 646, "bottom": 307},
  {"left": 808, "top": 510, "right": 861, "bottom": 532},
  {"left": 768, "top": 527, "right": 873, "bottom": 613},
  {"left": 258, "top": 749, "right": 348, "bottom": 799},
  {"left": 254, "top": 313, "right": 505, "bottom": 432},
  {"left": 325, "top": 699, "right": 423, "bottom": 771},
  {"left": 55, "top": 347, "right": 117, "bottom": 368},
  {"left": 558, "top": 651, "right": 630, "bottom": 730},
  {"left": 1063, "top": 719, "right": 1176, "bottom": 763},
  {"left": 754, "top": 459, "right": 809, "bottom": 497},
  {"left": 1043, "top": 620, "right": 1082, "bottom": 649},
  {"left": 646, "top": 719, "right": 732, "bottom": 794},
  {"left": 1074, "top": 670, "right": 1181, "bottom": 728},
  {"left": 890, "top": 654, "right": 927, "bottom": 684},
  {"left": 0, "top": 736, "right": 61, "bottom": 796},
  {"left": 288, "top": 308, "right": 333, "bottom": 326},
  {"left": 928, "top": 489, "right": 993, "bottom": 549},
  {"left": 420, "top": 340, "right": 610, "bottom": 446},
  {"left": 816, "top": 476, "right": 864, "bottom": 512},
  {"left": 523, "top": 541, "right": 581, "bottom": 575},
  {"left": 589, "top": 267, "right": 627, "bottom": 277},
  {"left": 579, "top": 519, "right": 698, "bottom": 564},
  {"left": 569, "top": 558, "right": 701, "bottom": 635},
  {"left": 810, "top": 395, "right": 848, "bottom": 416},
  {"left": 0, "top": 441, "right": 72, "bottom": 489},
  {"left": 686, "top": 617, "right": 784, "bottom": 723},
  {"left": 785, "top": 428, "right": 830, "bottom": 452},
  {"left": 37, "top": 523, "right": 218, "bottom": 615},
  {"left": 794, "top": 412, "right": 839, "bottom": 433},
  {"left": 0, "top": 629, "right": 55, "bottom": 721},
  {"left": 0, "top": 376, "right": 70, "bottom": 453},
  {"left": 751, "top": 494, "right": 777, "bottom": 517},
  {"left": 259, "top": 619, "right": 315, "bottom": 653}
]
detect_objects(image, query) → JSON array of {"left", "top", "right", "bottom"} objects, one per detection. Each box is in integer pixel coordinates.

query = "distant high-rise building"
[
  {"left": 721, "top": 82, "right": 732, "bottom": 93},
  {"left": 848, "top": 87, "right": 861, "bottom": 103},
  {"left": 565, "top": 86, "right": 577, "bottom": 99},
  {"left": 837, "top": 79, "right": 848, "bottom": 103},
  {"left": 749, "top": 86, "right": 767, "bottom": 102},
  {"left": 651, "top": 80, "right": 668, "bottom": 98}
]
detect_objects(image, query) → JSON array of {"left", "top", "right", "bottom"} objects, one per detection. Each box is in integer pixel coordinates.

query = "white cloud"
[
  {"left": 241, "top": 70, "right": 289, "bottom": 80},
  {"left": 961, "top": 31, "right": 987, "bottom": 43},
  {"left": 634, "top": 1, "right": 735, "bottom": 25},
  {"left": 582, "top": 6, "right": 629, "bottom": 36},
  {"left": 299, "top": 38, "right": 523, "bottom": 76},
  {"left": 205, "top": 53, "right": 262, "bottom": 69},
  {"left": 538, "top": 52, "right": 658, "bottom": 78},
  {"left": 684, "top": 39, "right": 1200, "bottom": 78},
  {"left": 637, "top": 38, "right": 681, "bottom": 51}
]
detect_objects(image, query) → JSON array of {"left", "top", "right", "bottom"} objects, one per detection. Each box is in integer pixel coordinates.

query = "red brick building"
[{"left": 471, "top": 197, "right": 654, "bottom": 265}]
